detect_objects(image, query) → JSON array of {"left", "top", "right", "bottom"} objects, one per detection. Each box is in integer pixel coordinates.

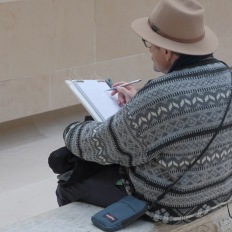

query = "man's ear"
[{"left": 164, "top": 49, "right": 173, "bottom": 61}]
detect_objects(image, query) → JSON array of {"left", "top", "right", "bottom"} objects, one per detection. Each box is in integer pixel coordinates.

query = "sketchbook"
[{"left": 65, "top": 80, "right": 121, "bottom": 122}]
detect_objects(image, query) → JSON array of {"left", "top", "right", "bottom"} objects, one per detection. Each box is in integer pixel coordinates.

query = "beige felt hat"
[{"left": 131, "top": 0, "right": 219, "bottom": 55}]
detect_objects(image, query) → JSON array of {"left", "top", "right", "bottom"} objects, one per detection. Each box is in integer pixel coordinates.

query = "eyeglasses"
[{"left": 142, "top": 39, "right": 152, "bottom": 48}]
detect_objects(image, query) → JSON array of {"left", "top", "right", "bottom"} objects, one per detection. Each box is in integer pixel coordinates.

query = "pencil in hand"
[{"left": 105, "top": 79, "right": 142, "bottom": 91}]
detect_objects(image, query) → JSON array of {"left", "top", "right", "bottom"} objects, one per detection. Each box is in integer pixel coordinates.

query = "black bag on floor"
[
  {"left": 48, "top": 115, "right": 103, "bottom": 185},
  {"left": 48, "top": 146, "right": 76, "bottom": 174},
  {"left": 48, "top": 146, "right": 103, "bottom": 186}
]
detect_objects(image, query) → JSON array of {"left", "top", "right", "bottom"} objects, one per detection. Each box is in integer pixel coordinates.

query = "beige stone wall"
[{"left": 0, "top": 0, "right": 231, "bottom": 123}]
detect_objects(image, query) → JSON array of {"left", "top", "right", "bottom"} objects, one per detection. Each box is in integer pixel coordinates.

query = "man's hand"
[{"left": 111, "top": 81, "right": 137, "bottom": 106}]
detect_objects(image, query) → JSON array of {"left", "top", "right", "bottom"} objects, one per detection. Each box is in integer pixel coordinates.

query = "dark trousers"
[
  {"left": 52, "top": 116, "right": 127, "bottom": 207},
  {"left": 56, "top": 164, "right": 128, "bottom": 207}
]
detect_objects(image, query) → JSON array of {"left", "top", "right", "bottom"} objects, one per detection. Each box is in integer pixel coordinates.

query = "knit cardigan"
[{"left": 63, "top": 59, "right": 232, "bottom": 224}]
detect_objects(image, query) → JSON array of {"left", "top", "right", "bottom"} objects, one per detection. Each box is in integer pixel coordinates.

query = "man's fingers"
[{"left": 116, "top": 86, "right": 131, "bottom": 96}]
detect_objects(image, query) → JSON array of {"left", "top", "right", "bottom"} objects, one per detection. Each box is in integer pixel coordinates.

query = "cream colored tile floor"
[{"left": 0, "top": 105, "right": 88, "bottom": 228}]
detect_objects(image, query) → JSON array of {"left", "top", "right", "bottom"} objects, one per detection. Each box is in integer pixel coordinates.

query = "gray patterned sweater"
[{"left": 63, "top": 59, "right": 232, "bottom": 224}]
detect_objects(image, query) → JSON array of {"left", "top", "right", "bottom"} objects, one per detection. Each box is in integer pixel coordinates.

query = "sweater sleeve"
[{"left": 62, "top": 93, "right": 154, "bottom": 167}]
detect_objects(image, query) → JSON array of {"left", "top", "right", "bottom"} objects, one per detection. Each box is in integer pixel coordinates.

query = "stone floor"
[
  {"left": 0, "top": 202, "right": 156, "bottom": 232},
  {"left": 0, "top": 105, "right": 88, "bottom": 229}
]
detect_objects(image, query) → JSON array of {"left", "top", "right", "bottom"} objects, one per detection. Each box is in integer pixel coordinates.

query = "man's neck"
[{"left": 168, "top": 54, "right": 214, "bottom": 73}]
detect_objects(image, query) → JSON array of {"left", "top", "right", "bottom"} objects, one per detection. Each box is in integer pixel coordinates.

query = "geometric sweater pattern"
[{"left": 63, "top": 59, "right": 232, "bottom": 224}]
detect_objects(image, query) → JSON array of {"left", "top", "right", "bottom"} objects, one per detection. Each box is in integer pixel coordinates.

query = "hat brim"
[{"left": 131, "top": 17, "right": 219, "bottom": 55}]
